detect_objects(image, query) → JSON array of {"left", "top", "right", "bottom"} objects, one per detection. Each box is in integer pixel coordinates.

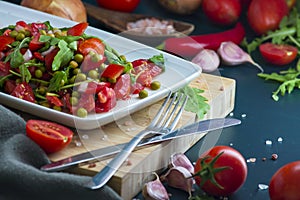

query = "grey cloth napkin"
[{"left": 0, "top": 105, "right": 123, "bottom": 200}]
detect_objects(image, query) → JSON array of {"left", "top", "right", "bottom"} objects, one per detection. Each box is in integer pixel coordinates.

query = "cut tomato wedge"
[{"left": 26, "top": 120, "right": 74, "bottom": 154}]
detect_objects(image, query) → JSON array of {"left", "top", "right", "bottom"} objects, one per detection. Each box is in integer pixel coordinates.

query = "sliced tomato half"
[
  {"left": 259, "top": 43, "right": 298, "bottom": 66},
  {"left": 26, "top": 120, "right": 74, "bottom": 154}
]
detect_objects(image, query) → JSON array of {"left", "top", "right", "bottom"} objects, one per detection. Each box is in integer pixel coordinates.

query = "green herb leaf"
[
  {"left": 178, "top": 86, "right": 210, "bottom": 120},
  {"left": 47, "top": 71, "right": 68, "bottom": 92},
  {"left": 52, "top": 40, "right": 73, "bottom": 71}
]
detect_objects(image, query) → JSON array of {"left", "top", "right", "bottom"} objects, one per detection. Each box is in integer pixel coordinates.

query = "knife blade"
[{"left": 41, "top": 117, "right": 240, "bottom": 172}]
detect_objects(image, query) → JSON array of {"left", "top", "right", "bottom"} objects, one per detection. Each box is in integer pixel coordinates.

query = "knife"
[{"left": 41, "top": 117, "right": 241, "bottom": 172}]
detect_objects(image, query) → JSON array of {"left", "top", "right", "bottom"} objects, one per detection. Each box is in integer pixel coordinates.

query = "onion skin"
[
  {"left": 21, "top": 0, "right": 87, "bottom": 22},
  {"left": 158, "top": 0, "right": 202, "bottom": 15}
]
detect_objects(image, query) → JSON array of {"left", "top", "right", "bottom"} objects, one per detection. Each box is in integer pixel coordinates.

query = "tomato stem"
[{"left": 193, "top": 151, "right": 231, "bottom": 190}]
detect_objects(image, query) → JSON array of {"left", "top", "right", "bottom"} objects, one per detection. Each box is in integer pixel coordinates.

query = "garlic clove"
[
  {"left": 169, "top": 152, "right": 194, "bottom": 174},
  {"left": 161, "top": 166, "right": 194, "bottom": 197},
  {"left": 142, "top": 173, "right": 170, "bottom": 200},
  {"left": 191, "top": 48, "right": 220, "bottom": 73}
]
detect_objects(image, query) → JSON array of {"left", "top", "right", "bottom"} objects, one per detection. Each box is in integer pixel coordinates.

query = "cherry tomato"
[
  {"left": 0, "top": 35, "right": 15, "bottom": 52},
  {"left": 67, "top": 22, "right": 88, "bottom": 36},
  {"left": 96, "top": 0, "right": 140, "bottom": 12},
  {"left": 78, "top": 38, "right": 105, "bottom": 56},
  {"left": 247, "top": 0, "right": 289, "bottom": 35},
  {"left": 26, "top": 120, "right": 74, "bottom": 154},
  {"left": 29, "top": 34, "right": 44, "bottom": 51},
  {"left": 194, "top": 145, "right": 247, "bottom": 197},
  {"left": 259, "top": 43, "right": 298, "bottom": 66},
  {"left": 201, "top": 0, "right": 242, "bottom": 26},
  {"left": 269, "top": 161, "right": 300, "bottom": 200}
]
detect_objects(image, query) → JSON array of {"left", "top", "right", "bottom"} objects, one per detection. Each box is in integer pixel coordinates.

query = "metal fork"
[{"left": 85, "top": 91, "right": 188, "bottom": 189}]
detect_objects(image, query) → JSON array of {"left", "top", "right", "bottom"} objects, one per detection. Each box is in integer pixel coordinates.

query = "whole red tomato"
[
  {"left": 201, "top": 0, "right": 242, "bottom": 26},
  {"left": 194, "top": 145, "right": 247, "bottom": 197},
  {"left": 96, "top": 0, "right": 140, "bottom": 12},
  {"left": 26, "top": 120, "right": 74, "bottom": 154},
  {"left": 247, "top": 0, "right": 289, "bottom": 35},
  {"left": 259, "top": 43, "right": 298, "bottom": 66},
  {"left": 269, "top": 161, "right": 300, "bottom": 200}
]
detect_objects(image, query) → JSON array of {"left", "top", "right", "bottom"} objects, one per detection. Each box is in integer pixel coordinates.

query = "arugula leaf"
[
  {"left": 19, "top": 64, "right": 32, "bottom": 83},
  {"left": 178, "top": 86, "right": 210, "bottom": 120},
  {"left": 7, "top": 37, "right": 30, "bottom": 68},
  {"left": 258, "top": 67, "right": 300, "bottom": 101},
  {"left": 47, "top": 70, "right": 68, "bottom": 92},
  {"left": 52, "top": 40, "right": 73, "bottom": 71},
  {"left": 149, "top": 53, "right": 165, "bottom": 71}
]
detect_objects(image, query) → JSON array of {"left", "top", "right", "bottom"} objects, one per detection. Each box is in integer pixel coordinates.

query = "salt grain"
[
  {"left": 241, "top": 113, "right": 247, "bottom": 118},
  {"left": 277, "top": 137, "right": 283, "bottom": 143},
  {"left": 265, "top": 140, "right": 272, "bottom": 145},
  {"left": 74, "top": 140, "right": 82, "bottom": 147},
  {"left": 229, "top": 112, "right": 234, "bottom": 117},
  {"left": 246, "top": 157, "right": 256, "bottom": 163},
  {"left": 258, "top": 184, "right": 269, "bottom": 190}
]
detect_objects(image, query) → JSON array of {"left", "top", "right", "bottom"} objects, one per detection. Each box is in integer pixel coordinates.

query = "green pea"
[
  {"left": 139, "top": 90, "right": 148, "bottom": 99},
  {"left": 150, "top": 81, "right": 161, "bottom": 90},
  {"left": 34, "top": 69, "right": 43, "bottom": 78},
  {"left": 36, "top": 86, "right": 46, "bottom": 95},
  {"left": 69, "top": 60, "right": 78, "bottom": 68},
  {"left": 70, "top": 96, "right": 78, "bottom": 106},
  {"left": 77, "top": 107, "right": 88, "bottom": 118},
  {"left": 73, "top": 68, "right": 81, "bottom": 75},
  {"left": 16, "top": 32, "right": 25, "bottom": 41},
  {"left": 10, "top": 30, "right": 18, "bottom": 38},
  {"left": 76, "top": 73, "right": 87, "bottom": 82},
  {"left": 88, "top": 70, "right": 99, "bottom": 79},
  {"left": 69, "top": 75, "right": 76, "bottom": 84},
  {"left": 74, "top": 54, "right": 84, "bottom": 63},
  {"left": 40, "top": 102, "right": 50, "bottom": 108},
  {"left": 72, "top": 91, "right": 80, "bottom": 98}
]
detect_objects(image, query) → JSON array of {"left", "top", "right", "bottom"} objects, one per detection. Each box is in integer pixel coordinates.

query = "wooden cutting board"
[{"left": 48, "top": 73, "right": 236, "bottom": 200}]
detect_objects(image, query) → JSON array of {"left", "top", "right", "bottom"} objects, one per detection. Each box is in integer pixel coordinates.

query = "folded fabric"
[{"left": 0, "top": 105, "right": 123, "bottom": 200}]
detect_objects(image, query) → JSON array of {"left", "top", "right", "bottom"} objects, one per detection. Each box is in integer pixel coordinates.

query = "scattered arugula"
[
  {"left": 178, "top": 86, "right": 210, "bottom": 120},
  {"left": 242, "top": 6, "right": 300, "bottom": 101}
]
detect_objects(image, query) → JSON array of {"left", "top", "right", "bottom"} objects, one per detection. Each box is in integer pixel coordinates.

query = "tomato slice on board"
[
  {"left": 259, "top": 43, "right": 298, "bottom": 65},
  {"left": 26, "top": 120, "right": 74, "bottom": 154},
  {"left": 67, "top": 22, "right": 88, "bottom": 36},
  {"left": 0, "top": 36, "right": 15, "bottom": 52}
]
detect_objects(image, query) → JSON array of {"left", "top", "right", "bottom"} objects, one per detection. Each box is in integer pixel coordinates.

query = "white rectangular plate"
[{"left": 0, "top": 1, "right": 201, "bottom": 130}]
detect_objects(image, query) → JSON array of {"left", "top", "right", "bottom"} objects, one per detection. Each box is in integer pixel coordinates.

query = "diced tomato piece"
[
  {"left": 0, "top": 36, "right": 15, "bottom": 52},
  {"left": 11, "top": 82, "right": 36, "bottom": 103},
  {"left": 101, "top": 64, "right": 124, "bottom": 80},
  {"left": 131, "top": 59, "right": 148, "bottom": 68},
  {"left": 67, "top": 22, "right": 88, "bottom": 36},
  {"left": 4, "top": 80, "right": 16, "bottom": 94},
  {"left": 46, "top": 95, "right": 63, "bottom": 107},
  {"left": 2, "top": 29, "right": 12, "bottom": 36},
  {"left": 95, "top": 87, "right": 117, "bottom": 113},
  {"left": 0, "top": 61, "right": 11, "bottom": 76},
  {"left": 33, "top": 52, "right": 45, "bottom": 61},
  {"left": 29, "top": 34, "right": 44, "bottom": 51},
  {"left": 114, "top": 73, "right": 131, "bottom": 100}
]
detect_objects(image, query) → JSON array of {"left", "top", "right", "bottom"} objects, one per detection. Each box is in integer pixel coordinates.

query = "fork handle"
[{"left": 85, "top": 130, "right": 149, "bottom": 189}]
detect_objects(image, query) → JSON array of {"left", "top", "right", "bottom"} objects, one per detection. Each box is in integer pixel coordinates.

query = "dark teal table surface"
[{"left": 5, "top": 0, "right": 300, "bottom": 199}]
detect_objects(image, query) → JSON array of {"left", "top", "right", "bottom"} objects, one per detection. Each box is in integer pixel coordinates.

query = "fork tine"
[
  {"left": 147, "top": 91, "right": 173, "bottom": 129},
  {"left": 167, "top": 94, "right": 188, "bottom": 132},
  {"left": 155, "top": 92, "right": 178, "bottom": 128}
]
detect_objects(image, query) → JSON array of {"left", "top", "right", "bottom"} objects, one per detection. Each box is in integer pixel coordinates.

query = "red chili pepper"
[{"left": 161, "top": 22, "right": 246, "bottom": 57}]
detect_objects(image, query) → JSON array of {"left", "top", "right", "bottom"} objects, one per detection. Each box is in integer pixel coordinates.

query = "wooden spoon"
[{"left": 84, "top": 2, "right": 195, "bottom": 46}]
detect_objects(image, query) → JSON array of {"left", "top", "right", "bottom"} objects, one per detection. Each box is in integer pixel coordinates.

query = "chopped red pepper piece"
[{"left": 101, "top": 64, "right": 124, "bottom": 81}]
